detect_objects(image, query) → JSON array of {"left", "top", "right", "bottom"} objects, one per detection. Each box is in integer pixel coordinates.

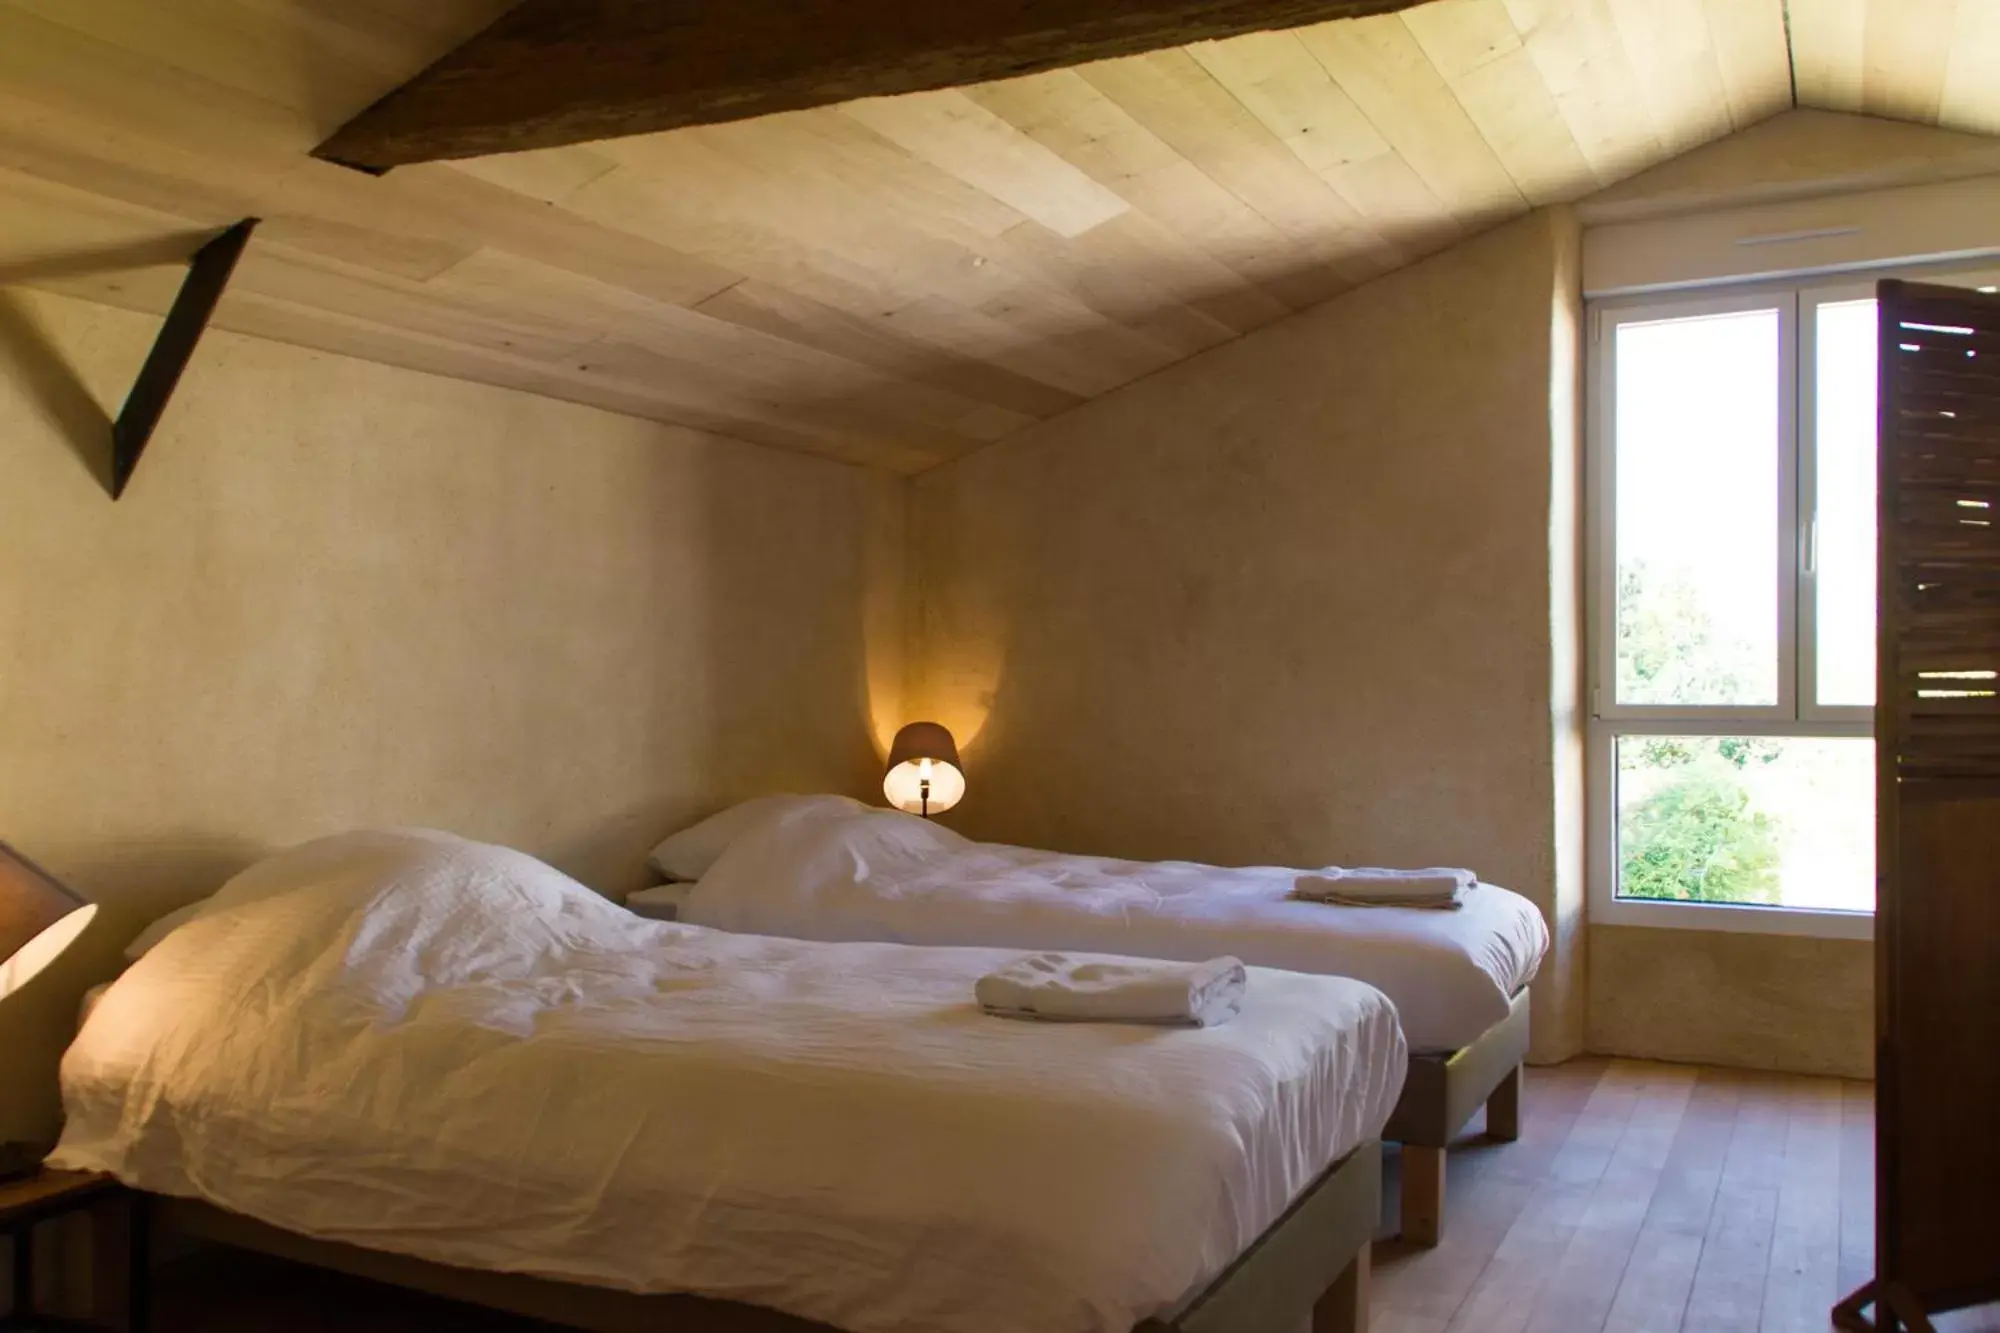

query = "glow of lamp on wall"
[{"left": 883, "top": 722, "right": 964, "bottom": 818}]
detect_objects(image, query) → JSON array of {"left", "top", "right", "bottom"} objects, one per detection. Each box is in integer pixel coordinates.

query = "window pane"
[
  {"left": 1814, "top": 299, "right": 1878, "bottom": 707},
  {"left": 1614, "top": 309, "right": 1782, "bottom": 707},
  {"left": 1615, "top": 735, "right": 1874, "bottom": 912}
]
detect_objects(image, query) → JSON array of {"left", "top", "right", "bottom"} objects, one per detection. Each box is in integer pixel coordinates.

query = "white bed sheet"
[
  {"left": 682, "top": 807, "right": 1550, "bottom": 1053},
  {"left": 52, "top": 831, "right": 1405, "bottom": 1333}
]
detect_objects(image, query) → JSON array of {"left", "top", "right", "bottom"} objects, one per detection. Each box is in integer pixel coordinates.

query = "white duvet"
[
  {"left": 682, "top": 807, "right": 1550, "bottom": 1053},
  {"left": 53, "top": 831, "right": 1405, "bottom": 1333}
]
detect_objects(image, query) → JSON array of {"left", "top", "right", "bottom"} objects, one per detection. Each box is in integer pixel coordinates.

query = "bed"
[
  {"left": 53, "top": 829, "right": 1407, "bottom": 1333},
  {"left": 647, "top": 797, "right": 1551, "bottom": 1245}
]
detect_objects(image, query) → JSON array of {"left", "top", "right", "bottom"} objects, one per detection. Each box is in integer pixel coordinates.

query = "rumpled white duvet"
[
  {"left": 52, "top": 831, "right": 1406, "bottom": 1333},
  {"left": 681, "top": 807, "right": 1550, "bottom": 1053}
]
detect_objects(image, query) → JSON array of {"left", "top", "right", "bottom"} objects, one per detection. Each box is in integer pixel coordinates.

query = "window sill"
[{"left": 1592, "top": 895, "right": 1874, "bottom": 941}]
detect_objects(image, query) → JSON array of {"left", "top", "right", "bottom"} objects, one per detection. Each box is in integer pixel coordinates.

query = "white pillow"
[
  {"left": 647, "top": 794, "right": 864, "bottom": 882},
  {"left": 122, "top": 829, "right": 466, "bottom": 961},
  {"left": 122, "top": 898, "right": 211, "bottom": 961}
]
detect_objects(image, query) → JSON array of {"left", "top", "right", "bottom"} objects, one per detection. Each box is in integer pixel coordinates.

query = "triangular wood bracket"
[{"left": 109, "top": 217, "right": 258, "bottom": 500}]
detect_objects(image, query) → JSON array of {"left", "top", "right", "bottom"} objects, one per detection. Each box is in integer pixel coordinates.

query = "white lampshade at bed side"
[
  {"left": 0, "top": 839, "right": 99, "bottom": 1180},
  {"left": 883, "top": 722, "right": 964, "bottom": 818},
  {"left": 0, "top": 840, "right": 97, "bottom": 1003}
]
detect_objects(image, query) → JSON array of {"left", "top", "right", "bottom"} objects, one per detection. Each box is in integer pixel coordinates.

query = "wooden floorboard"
[
  {"left": 1436, "top": 1061, "right": 1645, "bottom": 1333},
  {"left": 1763, "top": 1077, "right": 1845, "bottom": 1333},
  {"left": 1836, "top": 1076, "right": 1874, "bottom": 1301},
  {"left": 1372, "top": 1055, "right": 1599, "bottom": 1326},
  {"left": 1374, "top": 1060, "right": 1989, "bottom": 1333},
  {"left": 1680, "top": 1070, "right": 1788, "bottom": 1332},
  {"left": 145, "top": 1058, "right": 2000, "bottom": 1333},
  {"left": 1598, "top": 1066, "right": 1741, "bottom": 1333}
]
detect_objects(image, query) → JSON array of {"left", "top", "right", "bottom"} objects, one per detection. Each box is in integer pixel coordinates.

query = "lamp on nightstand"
[
  {"left": 0, "top": 840, "right": 98, "bottom": 1183},
  {"left": 883, "top": 722, "right": 964, "bottom": 819}
]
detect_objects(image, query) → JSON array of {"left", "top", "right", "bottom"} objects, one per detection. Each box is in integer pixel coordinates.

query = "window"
[{"left": 1588, "top": 280, "right": 1883, "bottom": 938}]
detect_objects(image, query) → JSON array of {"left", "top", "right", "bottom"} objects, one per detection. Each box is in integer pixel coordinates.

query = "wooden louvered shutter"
[{"left": 1849, "top": 279, "right": 2000, "bottom": 1329}]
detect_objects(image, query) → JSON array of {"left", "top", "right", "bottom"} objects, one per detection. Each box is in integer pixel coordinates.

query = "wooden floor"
[
  {"left": 1375, "top": 1058, "right": 1998, "bottom": 1333},
  {"left": 149, "top": 1058, "right": 2000, "bottom": 1333}
]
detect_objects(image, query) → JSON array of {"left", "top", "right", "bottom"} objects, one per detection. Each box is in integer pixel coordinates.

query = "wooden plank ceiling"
[{"left": 2, "top": 0, "right": 1998, "bottom": 473}]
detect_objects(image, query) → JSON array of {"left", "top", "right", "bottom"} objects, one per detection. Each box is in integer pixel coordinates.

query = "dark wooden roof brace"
[
  {"left": 313, "top": 0, "right": 1426, "bottom": 172},
  {"left": 110, "top": 218, "right": 258, "bottom": 499}
]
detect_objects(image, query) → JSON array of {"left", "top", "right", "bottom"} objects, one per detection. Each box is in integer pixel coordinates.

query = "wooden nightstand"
[{"left": 0, "top": 1169, "right": 146, "bottom": 1332}]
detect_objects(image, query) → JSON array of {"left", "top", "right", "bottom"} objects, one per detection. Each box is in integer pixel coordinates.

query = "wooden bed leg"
[
  {"left": 1486, "top": 1064, "right": 1522, "bottom": 1142},
  {"left": 1400, "top": 1145, "right": 1444, "bottom": 1247},
  {"left": 1312, "top": 1243, "right": 1370, "bottom": 1333}
]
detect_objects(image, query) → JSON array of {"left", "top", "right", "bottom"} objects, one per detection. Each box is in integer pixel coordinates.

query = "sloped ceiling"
[
  {"left": 1580, "top": 106, "right": 2000, "bottom": 224},
  {"left": 2, "top": 0, "right": 1999, "bottom": 472}
]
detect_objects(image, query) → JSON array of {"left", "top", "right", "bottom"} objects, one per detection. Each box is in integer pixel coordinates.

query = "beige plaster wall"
[
  {"left": 0, "top": 288, "right": 905, "bottom": 1140},
  {"left": 1543, "top": 206, "right": 1588, "bottom": 1061},
  {"left": 909, "top": 210, "right": 1587, "bottom": 1062},
  {"left": 1587, "top": 926, "right": 1871, "bottom": 1078}
]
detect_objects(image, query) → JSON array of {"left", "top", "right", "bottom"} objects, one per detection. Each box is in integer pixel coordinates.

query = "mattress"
[
  {"left": 53, "top": 830, "right": 1406, "bottom": 1333},
  {"left": 681, "top": 806, "right": 1550, "bottom": 1053}
]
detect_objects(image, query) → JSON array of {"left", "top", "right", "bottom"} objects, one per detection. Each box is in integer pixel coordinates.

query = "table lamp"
[
  {"left": 883, "top": 722, "right": 964, "bottom": 818},
  {"left": 0, "top": 841, "right": 97, "bottom": 1183}
]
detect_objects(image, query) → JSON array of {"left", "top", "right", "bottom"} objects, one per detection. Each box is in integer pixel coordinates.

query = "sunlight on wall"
[{"left": 1545, "top": 204, "right": 1588, "bottom": 1062}]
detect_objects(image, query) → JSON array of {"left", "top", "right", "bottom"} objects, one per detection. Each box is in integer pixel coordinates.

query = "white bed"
[
  {"left": 670, "top": 802, "right": 1549, "bottom": 1054},
  {"left": 54, "top": 830, "right": 1405, "bottom": 1333}
]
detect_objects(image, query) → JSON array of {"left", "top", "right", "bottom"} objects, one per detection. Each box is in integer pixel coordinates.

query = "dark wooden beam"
[
  {"left": 110, "top": 218, "right": 257, "bottom": 500},
  {"left": 313, "top": 0, "right": 1425, "bottom": 171}
]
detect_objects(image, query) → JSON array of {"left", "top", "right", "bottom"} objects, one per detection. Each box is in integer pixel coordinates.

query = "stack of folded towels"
[
  {"left": 1292, "top": 866, "right": 1478, "bottom": 910},
  {"left": 975, "top": 952, "right": 1247, "bottom": 1028}
]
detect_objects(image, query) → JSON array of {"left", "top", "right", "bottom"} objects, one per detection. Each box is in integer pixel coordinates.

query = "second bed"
[{"left": 639, "top": 796, "right": 1552, "bottom": 1245}]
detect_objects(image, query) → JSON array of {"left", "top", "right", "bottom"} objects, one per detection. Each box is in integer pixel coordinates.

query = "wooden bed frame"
[
  {"left": 1382, "top": 987, "right": 1531, "bottom": 1246},
  {"left": 147, "top": 1140, "right": 1381, "bottom": 1333}
]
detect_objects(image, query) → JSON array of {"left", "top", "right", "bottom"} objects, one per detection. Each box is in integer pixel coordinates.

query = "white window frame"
[
  {"left": 1583, "top": 272, "right": 1932, "bottom": 941},
  {"left": 1798, "top": 279, "right": 1889, "bottom": 730},
  {"left": 1590, "top": 287, "right": 1803, "bottom": 729},
  {"left": 1588, "top": 259, "right": 2000, "bottom": 938}
]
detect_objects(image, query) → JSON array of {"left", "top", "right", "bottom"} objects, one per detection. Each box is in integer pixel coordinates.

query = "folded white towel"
[
  {"left": 975, "top": 953, "right": 1246, "bottom": 1028},
  {"left": 1304, "top": 892, "right": 1464, "bottom": 911},
  {"left": 1293, "top": 867, "right": 1476, "bottom": 910}
]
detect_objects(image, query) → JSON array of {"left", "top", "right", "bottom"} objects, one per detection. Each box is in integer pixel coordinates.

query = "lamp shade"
[
  {"left": 0, "top": 841, "right": 96, "bottom": 1002},
  {"left": 883, "top": 722, "right": 964, "bottom": 817}
]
